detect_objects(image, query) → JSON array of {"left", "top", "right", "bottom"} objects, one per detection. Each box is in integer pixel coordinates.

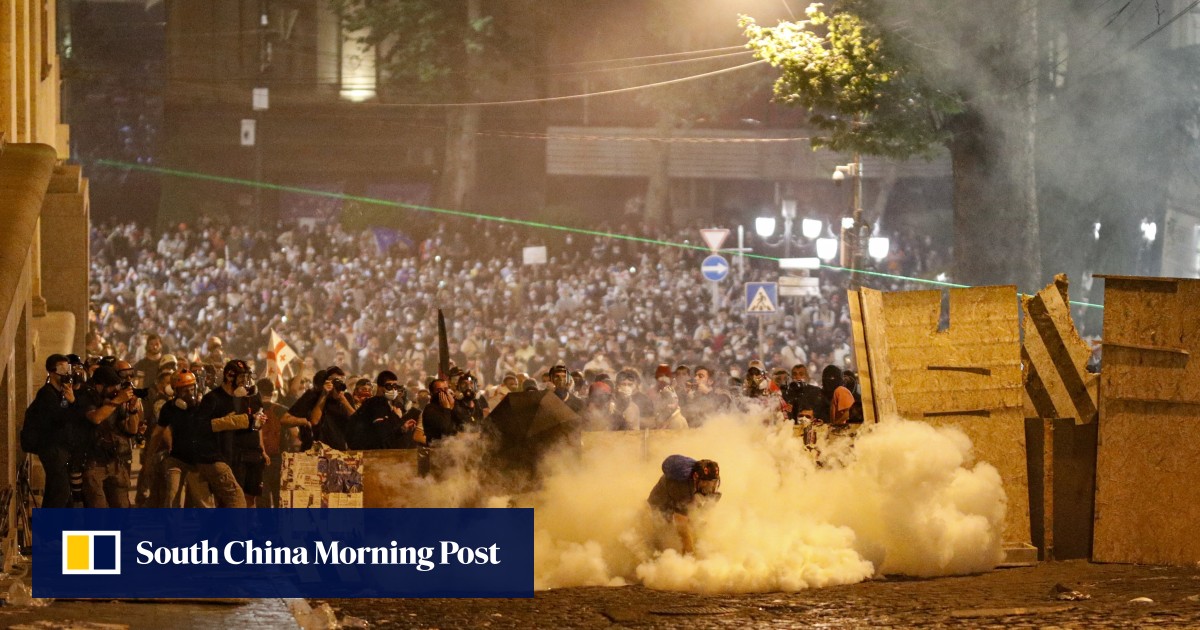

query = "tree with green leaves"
[
  {"left": 332, "top": 0, "right": 546, "bottom": 212},
  {"left": 744, "top": 1, "right": 1041, "bottom": 289}
]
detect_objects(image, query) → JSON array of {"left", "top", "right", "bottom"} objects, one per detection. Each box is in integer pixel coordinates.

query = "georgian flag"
[{"left": 266, "top": 328, "right": 297, "bottom": 388}]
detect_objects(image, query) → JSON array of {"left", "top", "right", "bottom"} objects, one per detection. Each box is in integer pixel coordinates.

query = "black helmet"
[{"left": 223, "top": 359, "right": 251, "bottom": 378}]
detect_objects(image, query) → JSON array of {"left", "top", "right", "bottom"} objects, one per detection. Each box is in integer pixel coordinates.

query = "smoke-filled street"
[{"left": 315, "top": 561, "right": 1200, "bottom": 628}]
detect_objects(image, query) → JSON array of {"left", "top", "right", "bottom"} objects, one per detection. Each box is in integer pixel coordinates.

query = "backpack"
[{"left": 662, "top": 454, "right": 696, "bottom": 482}]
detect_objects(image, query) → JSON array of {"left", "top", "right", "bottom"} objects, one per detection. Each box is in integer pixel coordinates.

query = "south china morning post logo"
[
  {"left": 35, "top": 509, "right": 534, "bottom": 598},
  {"left": 61, "top": 531, "right": 121, "bottom": 575}
]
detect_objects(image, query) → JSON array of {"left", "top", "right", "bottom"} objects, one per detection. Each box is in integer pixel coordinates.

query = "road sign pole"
[
  {"left": 711, "top": 282, "right": 720, "bottom": 313},
  {"left": 737, "top": 226, "right": 745, "bottom": 280}
]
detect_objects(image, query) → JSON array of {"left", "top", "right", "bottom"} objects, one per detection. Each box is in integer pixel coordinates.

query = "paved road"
[{"left": 317, "top": 560, "right": 1200, "bottom": 629}]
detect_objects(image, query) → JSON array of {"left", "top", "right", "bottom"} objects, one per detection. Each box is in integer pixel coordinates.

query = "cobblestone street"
[{"left": 318, "top": 561, "right": 1200, "bottom": 629}]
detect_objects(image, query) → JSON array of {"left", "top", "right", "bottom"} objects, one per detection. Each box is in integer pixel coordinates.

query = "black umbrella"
[{"left": 484, "top": 390, "right": 582, "bottom": 471}]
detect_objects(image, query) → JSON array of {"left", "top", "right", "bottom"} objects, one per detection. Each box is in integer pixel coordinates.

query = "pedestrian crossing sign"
[{"left": 745, "top": 282, "right": 778, "bottom": 313}]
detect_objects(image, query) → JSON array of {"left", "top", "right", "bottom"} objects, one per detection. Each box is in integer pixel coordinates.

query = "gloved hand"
[{"left": 211, "top": 413, "right": 250, "bottom": 432}]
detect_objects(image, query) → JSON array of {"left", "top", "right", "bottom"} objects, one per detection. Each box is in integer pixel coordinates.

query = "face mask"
[
  {"left": 758, "top": 378, "right": 769, "bottom": 390},
  {"left": 55, "top": 364, "right": 71, "bottom": 376},
  {"left": 174, "top": 398, "right": 189, "bottom": 410},
  {"left": 384, "top": 389, "right": 399, "bottom": 402},
  {"left": 233, "top": 386, "right": 249, "bottom": 397},
  {"left": 618, "top": 384, "right": 634, "bottom": 396}
]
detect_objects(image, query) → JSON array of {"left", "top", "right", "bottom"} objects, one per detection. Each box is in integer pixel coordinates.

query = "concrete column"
[
  {"left": 31, "top": 219, "right": 45, "bottom": 316},
  {"left": 42, "top": 166, "right": 90, "bottom": 353},
  {"left": 14, "top": 0, "right": 30, "bottom": 141},
  {"left": 0, "top": 349, "right": 14, "bottom": 487},
  {"left": 0, "top": 0, "right": 16, "bottom": 139}
]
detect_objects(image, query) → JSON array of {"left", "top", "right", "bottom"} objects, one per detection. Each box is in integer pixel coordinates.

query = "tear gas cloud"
[{"left": 415, "top": 412, "right": 1007, "bottom": 593}]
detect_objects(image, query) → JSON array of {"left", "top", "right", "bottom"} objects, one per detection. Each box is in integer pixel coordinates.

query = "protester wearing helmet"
[
  {"left": 549, "top": 364, "right": 585, "bottom": 414},
  {"left": 157, "top": 369, "right": 246, "bottom": 508},
  {"left": 197, "top": 359, "right": 269, "bottom": 507},
  {"left": 647, "top": 455, "right": 722, "bottom": 554}
]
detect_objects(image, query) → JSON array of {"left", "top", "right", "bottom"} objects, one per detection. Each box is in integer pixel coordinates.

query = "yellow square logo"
[{"left": 61, "top": 531, "right": 121, "bottom": 575}]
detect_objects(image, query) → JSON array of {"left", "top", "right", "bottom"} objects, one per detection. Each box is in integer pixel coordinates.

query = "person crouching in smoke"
[{"left": 647, "top": 455, "right": 721, "bottom": 554}]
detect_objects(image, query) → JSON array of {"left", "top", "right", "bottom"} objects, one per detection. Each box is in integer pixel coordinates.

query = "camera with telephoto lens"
[
  {"left": 332, "top": 378, "right": 347, "bottom": 393},
  {"left": 119, "top": 381, "right": 150, "bottom": 399}
]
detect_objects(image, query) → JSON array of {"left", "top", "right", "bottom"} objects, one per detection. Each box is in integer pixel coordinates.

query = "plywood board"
[
  {"left": 848, "top": 291, "right": 878, "bottom": 423},
  {"left": 1093, "top": 276, "right": 1200, "bottom": 565},
  {"left": 1022, "top": 274, "right": 1099, "bottom": 424},
  {"left": 855, "top": 286, "right": 1030, "bottom": 545}
]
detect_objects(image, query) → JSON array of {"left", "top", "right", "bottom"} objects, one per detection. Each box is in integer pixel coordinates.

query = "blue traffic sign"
[
  {"left": 745, "top": 282, "right": 778, "bottom": 313},
  {"left": 701, "top": 254, "right": 730, "bottom": 282}
]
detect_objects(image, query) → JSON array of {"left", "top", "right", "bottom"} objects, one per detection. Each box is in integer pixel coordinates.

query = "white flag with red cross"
[{"left": 266, "top": 328, "right": 297, "bottom": 388}]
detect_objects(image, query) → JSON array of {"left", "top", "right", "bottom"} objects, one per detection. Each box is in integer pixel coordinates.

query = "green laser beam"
[{"left": 94, "top": 158, "right": 1105, "bottom": 310}]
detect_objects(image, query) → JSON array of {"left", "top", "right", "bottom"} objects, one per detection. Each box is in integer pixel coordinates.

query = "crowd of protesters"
[
  {"left": 20, "top": 216, "right": 944, "bottom": 508},
  {"left": 87, "top": 217, "right": 941, "bottom": 389}
]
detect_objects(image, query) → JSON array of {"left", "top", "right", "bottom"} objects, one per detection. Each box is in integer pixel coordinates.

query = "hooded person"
[
  {"left": 821, "top": 364, "right": 856, "bottom": 429},
  {"left": 647, "top": 455, "right": 722, "bottom": 554},
  {"left": 349, "top": 370, "right": 419, "bottom": 450}
]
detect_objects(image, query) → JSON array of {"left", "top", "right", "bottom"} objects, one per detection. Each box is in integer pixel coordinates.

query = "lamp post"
[
  {"left": 833, "top": 155, "right": 874, "bottom": 289},
  {"left": 754, "top": 198, "right": 813, "bottom": 259}
]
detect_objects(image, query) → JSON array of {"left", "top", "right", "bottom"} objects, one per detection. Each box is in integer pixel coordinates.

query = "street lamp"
[
  {"left": 816, "top": 236, "right": 838, "bottom": 261},
  {"left": 868, "top": 234, "right": 890, "bottom": 261},
  {"left": 755, "top": 217, "right": 777, "bottom": 238},
  {"left": 754, "top": 198, "right": 816, "bottom": 258},
  {"left": 832, "top": 155, "right": 872, "bottom": 288}
]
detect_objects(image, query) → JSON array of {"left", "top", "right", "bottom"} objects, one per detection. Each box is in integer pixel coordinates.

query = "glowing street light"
[
  {"left": 816, "top": 237, "right": 838, "bottom": 262},
  {"left": 868, "top": 236, "right": 890, "bottom": 261},
  {"left": 801, "top": 218, "right": 822, "bottom": 239},
  {"left": 755, "top": 216, "right": 777, "bottom": 238}
]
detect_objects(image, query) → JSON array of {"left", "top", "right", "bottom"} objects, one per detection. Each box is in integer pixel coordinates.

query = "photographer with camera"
[
  {"left": 784, "top": 364, "right": 824, "bottom": 424},
  {"left": 283, "top": 366, "right": 355, "bottom": 450},
  {"left": 72, "top": 365, "right": 142, "bottom": 507},
  {"left": 21, "top": 354, "right": 77, "bottom": 508}
]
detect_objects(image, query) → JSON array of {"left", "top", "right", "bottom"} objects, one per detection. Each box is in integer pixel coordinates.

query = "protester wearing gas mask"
[
  {"left": 349, "top": 371, "right": 419, "bottom": 450},
  {"left": 73, "top": 365, "right": 141, "bottom": 508},
  {"left": 158, "top": 369, "right": 246, "bottom": 508},
  {"left": 193, "top": 359, "right": 269, "bottom": 507},
  {"left": 20, "top": 354, "right": 77, "bottom": 508},
  {"left": 742, "top": 362, "right": 771, "bottom": 399},
  {"left": 453, "top": 371, "right": 488, "bottom": 425},
  {"left": 283, "top": 366, "right": 354, "bottom": 450}
]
